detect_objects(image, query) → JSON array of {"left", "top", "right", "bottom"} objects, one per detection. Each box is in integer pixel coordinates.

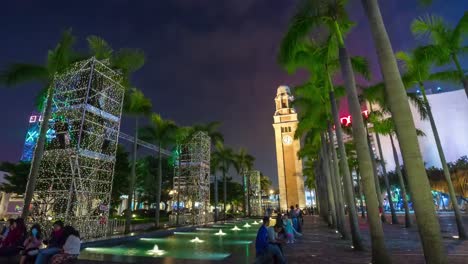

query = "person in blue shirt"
[{"left": 255, "top": 216, "right": 270, "bottom": 263}]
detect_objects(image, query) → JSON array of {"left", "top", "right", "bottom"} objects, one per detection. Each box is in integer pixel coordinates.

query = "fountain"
[
  {"left": 252, "top": 221, "right": 259, "bottom": 225},
  {"left": 243, "top": 223, "right": 251, "bottom": 228},
  {"left": 147, "top": 245, "right": 166, "bottom": 256},
  {"left": 231, "top": 225, "right": 242, "bottom": 231},
  {"left": 214, "top": 229, "right": 227, "bottom": 236},
  {"left": 190, "top": 237, "right": 204, "bottom": 243}
]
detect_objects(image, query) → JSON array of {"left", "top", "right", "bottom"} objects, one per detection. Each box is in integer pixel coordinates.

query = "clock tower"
[{"left": 272, "top": 85, "right": 305, "bottom": 210}]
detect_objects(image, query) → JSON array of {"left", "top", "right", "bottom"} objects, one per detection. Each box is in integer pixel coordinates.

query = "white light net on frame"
[
  {"left": 173, "top": 131, "right": 211, "bottom": 225},
  {"left": 31, "top": 58, "right": 125, "bottom": 239}
]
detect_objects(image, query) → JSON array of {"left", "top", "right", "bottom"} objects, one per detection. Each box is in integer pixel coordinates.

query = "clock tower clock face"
[{"left": 282, "top": 135, "right": 293, "bottom": 145}]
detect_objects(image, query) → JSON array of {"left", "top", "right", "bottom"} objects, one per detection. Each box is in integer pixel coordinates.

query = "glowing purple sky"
[{"left": 0, "top": 0, "right": 466, "bottom": 186}]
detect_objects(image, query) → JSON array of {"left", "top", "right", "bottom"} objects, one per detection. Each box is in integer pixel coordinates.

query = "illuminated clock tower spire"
[{"left": 272, "top": 85, "right": 305, "bottom": 210}]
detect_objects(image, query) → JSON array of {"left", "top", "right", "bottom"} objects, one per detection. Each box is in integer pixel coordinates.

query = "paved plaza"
[
  {"left": 76, "top": 213, "right": 468, "bottom": 264},
  {"left": 283, "top": 214, "right": 468, "bottom": 264}
]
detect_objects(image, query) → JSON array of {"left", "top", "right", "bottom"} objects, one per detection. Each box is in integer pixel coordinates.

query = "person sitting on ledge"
[
  {"left": 50, "top": 226, "right": 81, "bottom": 264},
  {"left": 35, "top": 220, "right": 65, "bottom": 264},
  {"left": 0, "top": 218, "right": 27, "bottom": 257},
  {"left": 19, "top": 224, "right": 43, "bottom": 264},
  {"left": 0, "top": 219, "right": 15, "bottom": 242}
]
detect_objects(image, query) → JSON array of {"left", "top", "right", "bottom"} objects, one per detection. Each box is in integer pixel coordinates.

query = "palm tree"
[
  {"left": 396, "top": 48, "right": 466, "bottom": 239},
  {"left": 281, "top": 1, "right": 386, "bottom": 257},
  {"left": 369, "top": 112, "right": 415, "bottom": 228},
  {"left": 279, "top": 34, "right": 371, "bottom": 248},
  {"left": 211, "top": 142, "right": 235, "bottom": 219},
  {"left": 192, "top": 121, "right": 224, "bottom": 146},
  {"left": 122, "top": 88, "right": 152, "bottom": 233},
  {"left": 360, "top": 0, "right": 446, "bottom": 262},
  {"left": 411, "top": 12, "right": 468, "bottom": 99},
  {"left": 140, "top": 114, "right": 178, "bottom": 228},
  {"left": 234, "top": 148, "right": 255, "bottom": 216},
  {"left": 0, "top": 29, "right": 80, "bottom": 219},
  {"left": 293, "top": 83, "right": 342, "bottom": 232}
]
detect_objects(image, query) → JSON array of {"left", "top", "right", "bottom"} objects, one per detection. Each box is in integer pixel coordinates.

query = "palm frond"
[
  {"left": 411, "top": 14, "right": 447, "bottom": 40},
  {"left": 87, "top": 35, "right": 113, "bottom": 60},
  {"left": 416, "top": 128, "right": 426, "bottom": 137},
  {"left": 428, "top": 70, "right": 463, "bottom": 84},
  {"left": 112, "top": 48, "right": 145, "bottom": 73},
  {"left": 350, "top": 56, "right": 371, "bottom": 80},
  {"left": 47, "top": 28, "right": 76, "bottom": 74},
  {"left": 407, "top": 92, "right": 429, "bottom": 120},
  {"left": 0, "top": 64, "right": 48, "bottom": 86},
  {"left": 123, "top": 88, "right": 152, "bottom": 116},
  {"left": 452, "top": 11, "right": 468, "bottom": 45}
]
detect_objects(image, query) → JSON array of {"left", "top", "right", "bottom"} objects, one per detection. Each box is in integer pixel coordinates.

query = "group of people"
[
  {"left": 255, "top": 204, "right": 304, "bottom": 264},
  {"left": 0, "top": 218, "right": 81, "bottom": 264}
]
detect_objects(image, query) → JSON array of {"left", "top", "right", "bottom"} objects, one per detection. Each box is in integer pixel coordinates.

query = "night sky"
[{"left": 0, "top": 0, "right": 466, "bottom": 186}]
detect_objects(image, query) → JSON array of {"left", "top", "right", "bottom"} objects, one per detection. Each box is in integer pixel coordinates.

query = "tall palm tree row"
[
  {"left": 360, "top": 0, "right": 446, "bottom": 262},
  {"left": 279, "top": 1, "right": 388, "bottom": 259},
  {"left": 396, "top": 48, "right": 467, "bottom": 239},
  {"left": 278, "top": 14, "right": 376, "bottom": 250}
]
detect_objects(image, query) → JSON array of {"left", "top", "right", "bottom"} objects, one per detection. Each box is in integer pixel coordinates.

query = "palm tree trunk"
[
  {"left": 361, "top": 1, "right": 446, "bottom": 262},
  {"left": 316, "top": 159, "right": 328, "bottom": 220},
  {"left": 326, "top": 128, "right": 346, "bottom": 237},
  {"left": 223, "top": 167, "right": 227, "bottom": 220},
  {"left": 356, "top": 169, "right": 366, "bottom": 218},
  {"left": 243, "top": 172, "right": 248, "bottom": 217},
  {"left": 451, "top": 54, "right": 468, "bottom": 99},
  {"left": 176, "top": 144, "right": 181, "bottom": 225},
  {"left": 247, "top": 173, "right": 251, "bottom": 217},
  {"left": 214, "top": 173, "right": 218, "bottom": 222},
  {"left": 329, "top": 90, "right": 363, "bottom": 249},
  {"left": 125, "top": 117, "right": 138, "bottom": 234},
  {"left": 374, "top": 128, "right": 398, "bottom": 224},
  {"left": 366, "top": 128, "right": 386, "bottom": 223},
  {"left": 321, "top": 133, "right": 337, "bottom": 228},
  {"left": 155, "top": 143, "right": 163, "bottom": 228},
  {"left": 389, "top": 134, "right": 412, "bottom": 228},
  {"left": 420, "top": 85, "right": 467, "bottom": 239},
  {"left": 338, "top": 42, "right": 390, "bottom": 262},
  {"left": 22, "top": 85, "right": 54, "bottom": 220}
]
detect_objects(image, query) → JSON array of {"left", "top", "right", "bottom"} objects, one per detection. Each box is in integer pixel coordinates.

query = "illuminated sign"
[
  {"left": 29, "top": 115, "right": 44, "bottom": 123},
  {"left": 339, "top": 110, "right": 369, "bottom": 127}
]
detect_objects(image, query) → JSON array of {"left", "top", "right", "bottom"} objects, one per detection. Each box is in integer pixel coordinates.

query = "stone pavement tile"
[{"left": 283, "top": 215, "right": 468, "bottom": 264}]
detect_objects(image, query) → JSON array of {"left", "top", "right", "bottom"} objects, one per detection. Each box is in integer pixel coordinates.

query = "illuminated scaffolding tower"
[
  {"left": 173, "top": 131, "right": 211, "bottom": 225},
  {"left": 248, "top": 170, "right": 262, "bottom": 216},
  {"left": 31, "top": 58, "right": 125, "bottom": 239}
]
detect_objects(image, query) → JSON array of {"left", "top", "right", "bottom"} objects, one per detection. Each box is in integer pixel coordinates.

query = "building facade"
[{"left": 272, "top": 85, "right": 306, "bottom": 210}]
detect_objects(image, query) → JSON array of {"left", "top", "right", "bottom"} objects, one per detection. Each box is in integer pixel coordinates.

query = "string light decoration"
[
  {"left": 248, "top": 170, "right": 262, "bottom": 216},
  {"left": 30, "top": 58, "right": 125, "bottom": 240},
  {"left": 173, "top": 131, "right": 211, "bottom": 225}
]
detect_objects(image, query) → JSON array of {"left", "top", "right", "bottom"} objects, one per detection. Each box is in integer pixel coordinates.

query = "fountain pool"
[{"left": 80, "top": 220, "right": 258, "bottom": 263}]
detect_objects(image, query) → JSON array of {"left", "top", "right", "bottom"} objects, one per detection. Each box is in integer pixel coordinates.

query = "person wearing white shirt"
[{"left": 50, "top": 226, "right": 81, "bottom": 264}]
